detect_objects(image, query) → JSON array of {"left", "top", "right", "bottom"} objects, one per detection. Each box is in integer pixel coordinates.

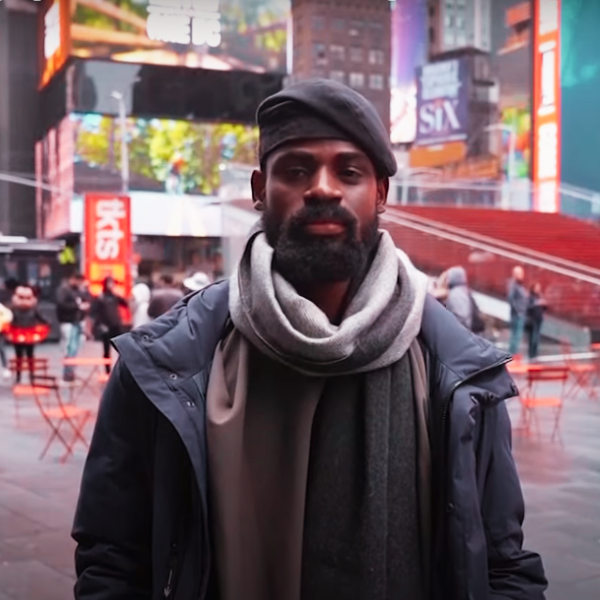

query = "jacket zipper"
[
  {"left": 437, "top": 355, "right": 512, "bottom": 600},
  {"left": 163, "top": 543, "right": 178, "bottom": 599}
]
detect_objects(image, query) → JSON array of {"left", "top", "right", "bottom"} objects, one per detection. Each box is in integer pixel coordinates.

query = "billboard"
[
  {"left": 71, "top": 113, "right": 258, "bottom": 195},
  {"left": 415, "top": 58, "right": 470, "bottom": 147},
  {"left": 532, "top": 0, "right": 561, "bottom": 213},
  {"left": 560, "top": 0, "right": 600, "bottom": 205},
  {"left": 39, "top": 0, "right": 71, "bottom": 88},
  {"left": 35, "top": 118, "right": 76, "bottom": 239},
  {"left": 36, "top": 113, "right": 258, "bottom": 238},
  {"left": 390, "top": 0, "right": 428, "bottom": 144},
  {"left": 39, "top": 0, "right": 290, "bottom": 87},
  {"left": 84, "top": 193, "right": 132, "bottom": 298},
  {"left": 500, "top": 106, "right": 531, "bottom": 179}
]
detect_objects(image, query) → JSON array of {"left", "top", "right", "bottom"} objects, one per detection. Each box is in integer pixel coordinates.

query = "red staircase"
[
  {"left": 382, "top": 207, "right": 600, "bottom": 331},
  {"left": 394, "top": 206, "right": 600, "bottom": 270}
]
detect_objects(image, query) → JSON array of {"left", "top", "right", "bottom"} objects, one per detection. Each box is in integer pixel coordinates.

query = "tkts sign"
[
  {"left": 532, "top": 0, "right": 561, "bottom": 213},
  {"left": 84, "top": 194, "right": 132, "bottom": 298}
]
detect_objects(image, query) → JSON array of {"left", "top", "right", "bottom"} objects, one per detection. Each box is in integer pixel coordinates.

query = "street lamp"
[
  {"left": 485, "top": 124, "right": 516, "bottom": 209},
  {"left": 111, "top": 91, "right": 129, "bottom": 193}
]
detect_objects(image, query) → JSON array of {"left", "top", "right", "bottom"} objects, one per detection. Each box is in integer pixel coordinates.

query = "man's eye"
[
  {"left": 286, "top": 167, "right": 309, "bottom": 178},
  {"left": 341, "top": 168, "right": 361, "bottom": 180}
]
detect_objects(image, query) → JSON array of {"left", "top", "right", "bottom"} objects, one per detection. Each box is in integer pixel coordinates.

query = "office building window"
[
  {"left": 312, "top": 16, "right": 325, "bottom": 30},
  {"left": 369, "top": 74, "right": 385, "bottom": 90},
  {"left": 333, "top": 18, "right": 345, "bottom": 31},
  {"left": 349, "top": 47, "right": 363, "bottom": 62},
  {"left": 330, "top": 44, "right": 345, "bottom": 61},
  {"left": 329, "top": 70, "right": 345, "bottom": 84},
  {"left": 349, "top": 72, "right": 365, "bottom": 89},
  {"left": 349, "top": 21, "right": 361, "bottom": 36},
  {"left": 369, "top": 49, "right": 384, "bottom": 65},
  {"left": 313, "top": 42, "right": 327, "bottom": 65}
]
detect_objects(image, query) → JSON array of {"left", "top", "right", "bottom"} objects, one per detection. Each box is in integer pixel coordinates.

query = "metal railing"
[{"left": 389, "top": 176, "right": 600, "bottom": 222}]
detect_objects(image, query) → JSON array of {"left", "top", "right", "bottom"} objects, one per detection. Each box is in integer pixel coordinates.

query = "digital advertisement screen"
[
  {"left": 390, "top": 0, "right": 428, "bottom": 144},
  {"left": 71, "top": 113, "right": 259, "bottom": 195},
  {"left": 500, "top": 106, "right": 531, "bottom": 179},
  {"left": 560, "top": 0, "right": 600, "bottom": 198},
  {"left": 40, "top": 0, "right": 290, "bottom": 87}
]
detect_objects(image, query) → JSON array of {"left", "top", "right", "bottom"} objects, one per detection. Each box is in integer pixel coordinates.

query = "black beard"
[{"left": 263, "top": 202, "right": 380, "bottom": 289}]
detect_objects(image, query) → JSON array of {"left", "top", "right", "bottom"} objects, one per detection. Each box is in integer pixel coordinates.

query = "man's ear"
[
  {"left": 251, "top": 170, "right": 266, "bottom": 212},
  {"left": 376, "top": 178, "right": 389, "bottom": 214}
]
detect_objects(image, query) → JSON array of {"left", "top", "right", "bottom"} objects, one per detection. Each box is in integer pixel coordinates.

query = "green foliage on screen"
[{"left": 72, "top": 114, "right": 259, "bottom": 196}]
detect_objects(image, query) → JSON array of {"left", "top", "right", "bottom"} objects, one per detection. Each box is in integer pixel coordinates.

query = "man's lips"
[{"left": 303, "top": 220, "right": 347, "bottom": 236}]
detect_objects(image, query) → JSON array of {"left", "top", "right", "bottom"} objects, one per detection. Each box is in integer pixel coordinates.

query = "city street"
[{"left": 0, "top": 342, "right": 599, "bottom": 599}]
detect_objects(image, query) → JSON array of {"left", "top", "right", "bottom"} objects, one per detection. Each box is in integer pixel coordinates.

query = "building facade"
[
  {"left": 428, "top": 0, "right": 492, "bottom": 57},
  {"left": 0, "top": 0, "right": 40, "bottom": 237},
  {"left": 290, "top": 0, "right": 392, "bottom": 131}
]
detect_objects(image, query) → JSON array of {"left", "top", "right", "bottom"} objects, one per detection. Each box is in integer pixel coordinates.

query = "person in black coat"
[
  {"left": 73, "top": 80, "right": 546, "bottom": 600},
  {"left": 90, "top": 277, "right": 129, "bottom": 374},
  {"left": 526, "top": 283, "right": 548, "bottom": 360}
]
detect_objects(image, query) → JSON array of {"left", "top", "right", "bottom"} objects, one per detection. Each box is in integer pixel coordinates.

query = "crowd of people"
[
  {"left": 432, "top": 263, "right": 548, "bottom": 359},
  {"left": 0, "top": 269, "right": 213, "bottom": 384}
]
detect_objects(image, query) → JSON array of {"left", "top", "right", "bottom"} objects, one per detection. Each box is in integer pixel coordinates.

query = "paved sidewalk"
[{"left": 0, "top": 342, "right": 599, "bottom": 599}]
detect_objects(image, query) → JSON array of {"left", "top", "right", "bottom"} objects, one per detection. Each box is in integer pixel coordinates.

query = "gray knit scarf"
[
  {"left": 221, "top": 226, "right": 431, "bottom": 599},
  {"left": 229, "top": 227, "right": 429, "bottom": 376}
]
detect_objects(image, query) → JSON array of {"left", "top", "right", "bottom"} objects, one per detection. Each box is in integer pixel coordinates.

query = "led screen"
[
  {"left": 40, "top": 0, "right": 290, "bottom": 87},
  {"left": 71, "top": 113, "right": 258, "bottom": 195}
]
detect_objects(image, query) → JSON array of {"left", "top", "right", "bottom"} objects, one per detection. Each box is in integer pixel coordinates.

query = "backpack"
[{"left": 469, "top": 293, "right": 486, "bottom": 334}]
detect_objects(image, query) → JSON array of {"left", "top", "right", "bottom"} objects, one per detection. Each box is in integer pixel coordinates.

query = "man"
[
  {"left": 508, "top": 265, "right": 528, "bottom": 356},
  {"left": 73, "top": 80, "right": 546, "bottom": 600},
  {"left": 147, "top": 274, "right": 184, "bottom": 320},
  {"left": 56, "top": 272, "right": 89, "bottom": 381}
]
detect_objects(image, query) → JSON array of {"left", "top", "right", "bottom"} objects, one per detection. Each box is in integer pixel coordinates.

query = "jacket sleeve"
[
  {"left": 482, "top": 402, "right": 547, "bottom": 599},
  {"left": 72, "top": 359, "right": 154, "bottom": 600}
]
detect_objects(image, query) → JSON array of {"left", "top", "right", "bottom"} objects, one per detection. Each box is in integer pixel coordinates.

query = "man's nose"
[{"left": 304, "top": 167, "right": 343, "bottom": 204}]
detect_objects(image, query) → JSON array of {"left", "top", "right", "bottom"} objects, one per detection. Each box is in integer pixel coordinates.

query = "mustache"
[{"left": 285, "top": 203, "right": 358, "bottom": 236}]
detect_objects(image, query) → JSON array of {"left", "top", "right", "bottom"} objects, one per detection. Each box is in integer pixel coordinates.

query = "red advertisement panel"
[
  {"left": 84, "top": 194, "right": 132, "bottom": 300},
  {"left": 532, "top": 0, "right": 561, "bottom": 212}
]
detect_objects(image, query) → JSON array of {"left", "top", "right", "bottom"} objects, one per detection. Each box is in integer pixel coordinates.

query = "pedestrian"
[
  {"left": 0, "top": 302, "right": 13, "bottom": 379},
  {"left": 508, "top": 265, "right": 528, "bottom": 356},
  {"left": 73, "top": 79, "right": 546, "bottom": 600},
  {"left": 131, "top": 282, "right": 151, "bottom": 329},
  {"left": 443, "top": 266, "right": 473, "bottom": 329},
  {"left": 526, "top": 283, "right": 547, "bottom": 360},
  {"left": 9, "top": 284, "right": 48, "bottom": 383},
  {"left": 90, "top": 276, "right": 128, "bottom": 374},
  {"left": 182, "top": 270, "right": 211, "bottom": 294},
  {"left": 147, "top": 274, "right": 184, "bottom": 320},
  {"left": 56, "top": 272, "right": 90, "bottom": 382}
]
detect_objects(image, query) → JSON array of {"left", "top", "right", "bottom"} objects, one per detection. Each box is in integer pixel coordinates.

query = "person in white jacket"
[{"left": 131, "top": 283, "right": 151, "bottom": 329}]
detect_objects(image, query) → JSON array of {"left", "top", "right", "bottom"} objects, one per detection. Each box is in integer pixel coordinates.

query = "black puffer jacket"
[{"left": 72, "top": 281, "right": 547, "bottom": 600}]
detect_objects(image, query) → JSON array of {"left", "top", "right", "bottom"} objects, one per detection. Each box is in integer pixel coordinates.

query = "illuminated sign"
[
  {"left": 146, "top": 0, "right": 222, "bottom": 47},
  {"left": 38, "top": 0, "right": 288, "bottom": 87},
  {"left": 415, "top": 59, "right": 470, "bottom": 146},
  {"left": 84, "top": 194, "right": 132, "bottom": 298},
  {"left": 44, "top": 1, "right": 60, "bottom": 59},
  {"left": 532, "top": 0, "right": 561, "bottom": 212},
  {"left": 39, "top": 0, "right": 69, "bottom": 88}
]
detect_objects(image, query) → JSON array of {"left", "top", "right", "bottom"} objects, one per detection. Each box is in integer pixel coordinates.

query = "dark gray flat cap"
[{"left": 257, "top": 78, "right": 397, "bottom": 178}]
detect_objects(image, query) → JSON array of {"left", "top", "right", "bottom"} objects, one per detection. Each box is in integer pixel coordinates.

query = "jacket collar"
[
  {"left": 420, "top": 295, "right": 515, "bottom": 402},
  {"left": 116, "top": 281, "right": 514, "bottom": 403}
]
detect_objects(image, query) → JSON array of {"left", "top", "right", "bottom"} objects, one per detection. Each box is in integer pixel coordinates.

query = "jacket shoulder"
[
  {"left": 420, "top": 295, "right": 513, "bottom": 399},
  {"left": 113, "top": 280, "right": 230, "bottom": 381}
]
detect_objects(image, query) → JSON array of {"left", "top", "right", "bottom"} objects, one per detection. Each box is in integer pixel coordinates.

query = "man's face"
[{"left": 251, "top": 139, "right": 388, "bottom": 288}]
